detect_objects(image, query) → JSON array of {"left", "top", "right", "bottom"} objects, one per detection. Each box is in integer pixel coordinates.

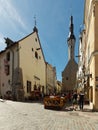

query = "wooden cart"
[{"left": 44, "top": 96, "right": 66, "bottom": 110}]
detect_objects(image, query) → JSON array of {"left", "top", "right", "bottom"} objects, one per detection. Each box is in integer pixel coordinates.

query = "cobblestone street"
[{"left": 0, "top": 99, "right": 98, "bottom": 130}]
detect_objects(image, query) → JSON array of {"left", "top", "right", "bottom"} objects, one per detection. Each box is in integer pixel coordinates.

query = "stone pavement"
[
  {"left": 0, "top": 99, "right": 98, "bottom": 130},
  {"left": 63, "top": 102, "right": 93, "bottom": 112},
  {"left": 59, "top": 103, "right": 98, "bottom": 129}
]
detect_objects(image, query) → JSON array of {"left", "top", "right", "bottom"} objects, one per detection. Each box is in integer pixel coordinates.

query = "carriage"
[{"left": 44, "top": 95, "right": 66, "bottom": 110}]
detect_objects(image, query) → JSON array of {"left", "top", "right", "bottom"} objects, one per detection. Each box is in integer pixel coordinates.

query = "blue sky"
[{"left": 0, "top": 0, "right": 84, "bottom": 81}]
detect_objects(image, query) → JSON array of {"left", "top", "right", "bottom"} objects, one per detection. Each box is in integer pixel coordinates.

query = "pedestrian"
[
  {"left": 79, "top": 91, "right": 84, "bottom": 111},
  {"left": 72, "top": 91, "right": 78, "bottom": 111},
  {"left": 67, "top": 92, "right": 72, "bottom": 102}
]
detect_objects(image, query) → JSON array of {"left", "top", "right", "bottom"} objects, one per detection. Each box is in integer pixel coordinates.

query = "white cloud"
[
  {"left": 0, "top": 33, "right": 6, "bottom": 51},
  {"left": 0, "top": 0, "right": 27, "bottom": 32}
]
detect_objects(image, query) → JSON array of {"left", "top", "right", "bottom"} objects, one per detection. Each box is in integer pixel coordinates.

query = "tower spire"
[
  {"left": 33, "top": 15, "right": 38, "bottom": 33},
  {"left": 34, "top": 15, "right": 37, "bottom": 27},
  {"left": 68, "top": 15, "right": 75, "bottom": 41},
  {"left": 70, "top": 16, "right": 73, "bottom": 34},
  {"left": 67, "top": 16, "right": 76, "bottom": 60}
]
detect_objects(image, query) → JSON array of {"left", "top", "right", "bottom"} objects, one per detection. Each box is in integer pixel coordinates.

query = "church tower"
[
  {"left": 62, "top": 16, "right": 78, "bottom": 93},
  {"left": 67, "top": 16, "right": 75, "bottom": 60}
]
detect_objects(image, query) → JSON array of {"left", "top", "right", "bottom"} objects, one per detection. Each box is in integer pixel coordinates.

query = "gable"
[
  {"left": 62, "top": 59, "right": 78, "bottom": 75},
  {"left": 18, "top": 32, "right": 45, "bottom": 63}
]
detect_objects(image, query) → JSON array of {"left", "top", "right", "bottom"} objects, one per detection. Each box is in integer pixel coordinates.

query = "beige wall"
[
  {"left": 19, "top": 32, "right": 46, "bottom": 97},
  {"left": 56, "top": 81, "right": 62, "bottom": 94},
  {"left": 83, "top": 0, "right": 98, "bottom": 110},
  {"left": 95, "top": 2, "right": 98, "bottom": 50},
  {"left": 95, "top": 54, "right": 98, "bottom": 108},
  {"left": 84, "top": 0, "right": 92, "bottom": 32},
  {"left": 46, "top": 63, "right": 56, "bottom": 94},
  {"left": 62, "top": 60, "right": 78, "bottom": 92}
]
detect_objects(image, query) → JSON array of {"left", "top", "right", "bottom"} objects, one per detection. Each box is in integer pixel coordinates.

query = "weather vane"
[
  {"left": 69, "top": 0, "right": 72, "bottom": 16},
  {"left": 34, "top": 15, "right": 37, "bottom": 26}
]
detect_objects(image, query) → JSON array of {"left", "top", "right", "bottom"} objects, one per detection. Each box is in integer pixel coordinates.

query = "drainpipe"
[
  {"left": 0, "top": 61, "right": 1, "bottom": 97},
  {"left": 5, "top": 38, "right": 15, "bottom": 100},
  {"left": 45, "top": 62, "right": 47, "bottom": 95},
  {"left": 10, "top": 49, "right": 15, "bottom": 100}
]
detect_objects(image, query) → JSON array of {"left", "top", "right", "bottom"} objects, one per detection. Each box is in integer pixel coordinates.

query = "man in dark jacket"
[
  {"left": 72, "top": 91, "right": 78, "bottom": 110},
  {"left": 79, "top": 91, "right": 84, "bottom": 110}
]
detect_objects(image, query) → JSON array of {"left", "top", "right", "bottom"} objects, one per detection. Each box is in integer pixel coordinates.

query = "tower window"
[
  {"left": 66, "top": 77, "right": 68, "bottom": 80},
  {"left": 27, "top": 81, "right": 31, "bottom": 93},
  {"left": 6, "top": 52, "right": 10, "bottom": 61},
  {"left": 8, "top": 80, "right": 10, "bottom": 85},
  {"left": 35, "top": 51, "right": 38, "bottom": 59},
  {"left": 5, "top": 65, "right": 10, "bottom": 75},
  {"left": 39, "top": 56, "right": 41, "bottom": 59},
  {"left": 35, "top": 38, "right": 37, "bottom": 42}
]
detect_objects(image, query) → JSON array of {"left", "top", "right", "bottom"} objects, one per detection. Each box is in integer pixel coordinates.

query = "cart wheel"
[{"left": 44, "top": 105, "right": 47, "bottom": 109}]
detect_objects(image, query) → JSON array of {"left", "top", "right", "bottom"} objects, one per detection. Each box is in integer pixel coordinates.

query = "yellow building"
[
  {"left": 46, "top": 62, "right": 57, "bottom": 95},
  {"left": 56, "top": 80, "right": 62, "bottom": 94},
  {"left": 0, "top": 26, "right": 46, "bottom": 100},
  {"left": 79, "top": 0, "right": 98, "bottom": 110}
]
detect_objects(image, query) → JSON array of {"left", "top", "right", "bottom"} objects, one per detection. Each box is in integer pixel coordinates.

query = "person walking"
[
  {"left": 79, "top": 91, "right": 85, "bottom": 111},
  {"left": 72, "top": 91, "right": 78, "bottom": 111}
]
